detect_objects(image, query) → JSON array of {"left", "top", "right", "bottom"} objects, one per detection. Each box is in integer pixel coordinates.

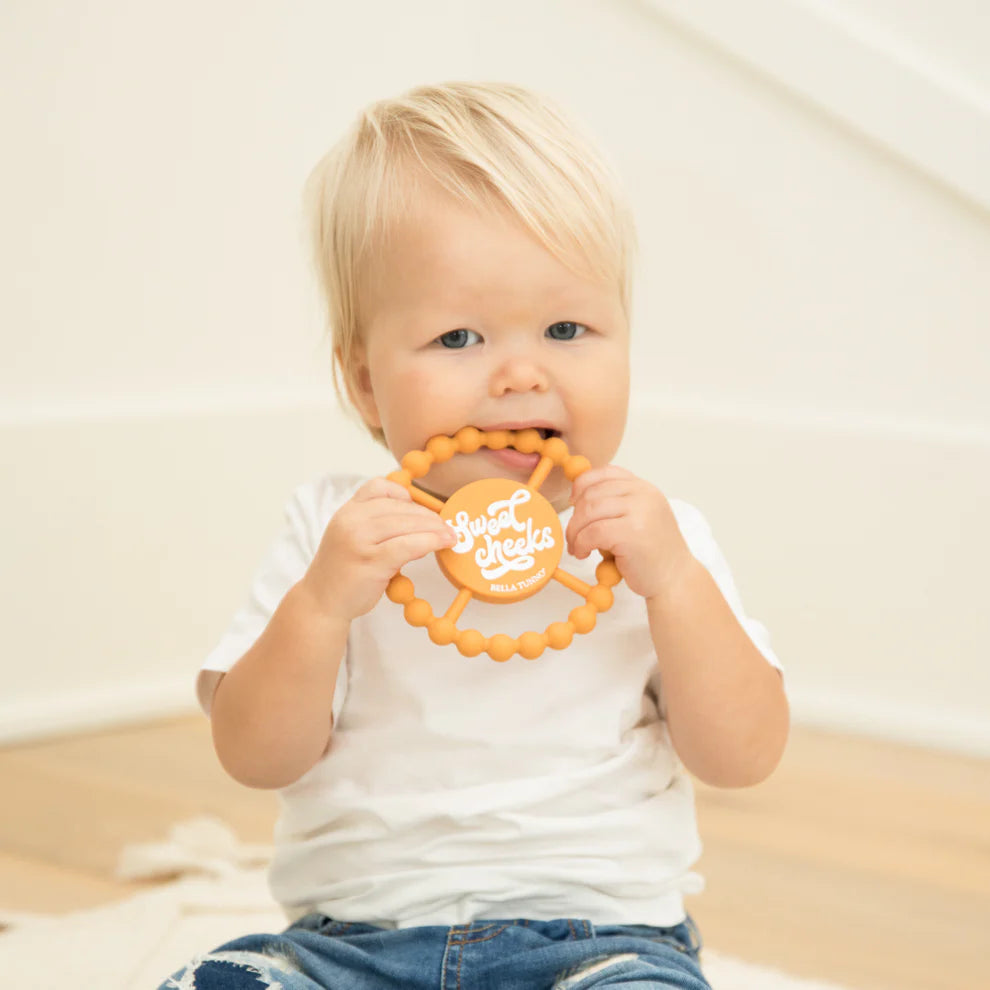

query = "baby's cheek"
[
  {"left": 390, "top": 367, "right": 436, "bottom": 405},
  {"left": 568, "top": 360, "right": 628, "bottom": 455},
  {"left": 580, "top": 405, "right": 628, "bottom": 466},
  {"left": 384, "top": 370, "right": 449, "bottom": 436}
]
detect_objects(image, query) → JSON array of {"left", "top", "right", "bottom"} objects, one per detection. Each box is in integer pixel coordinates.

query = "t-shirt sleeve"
[
  {"left": 196, "top": 474, "right": 366, "bottom": 720},
  {"left": 669, "top": 499, "right": 782, "bottom": 674}
]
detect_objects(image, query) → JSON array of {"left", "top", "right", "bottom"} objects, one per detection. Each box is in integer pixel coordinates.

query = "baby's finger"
[
  {"left": 380, "top": 529, "right": 458, "bottom": 570},
  {"left": 571, "top": 478, "right": 636, "bottom": 513},
  {"left": 352, "top": 476, "right": 413, "bottom": 503},
  {"left": 568, "top": 517, "right": 623, "bottom": 562},
  {"left": 568, "top": 464, "right": 634, "bottom": 504},
  {"left": 366, "top": 509, "right": 455, "bottom": 548},
  {"left": 567, "top": 495, "right": 628, "bottom": 553}
]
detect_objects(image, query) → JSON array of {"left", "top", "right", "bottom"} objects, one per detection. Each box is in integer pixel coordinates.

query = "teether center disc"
[{"left": 437, "top": 478, "right": 563, "bottom": 604}]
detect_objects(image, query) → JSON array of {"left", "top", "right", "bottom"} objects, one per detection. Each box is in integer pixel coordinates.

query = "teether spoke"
[
  {"left": 551, "top": 568, "right": 591, "bottom": 598},
  {"left": 412, "top": 489, "right": 445, "bottom": 513},
  {"left": 444, "top": 587, "right": 474, "bottom": 623},
  {"left": 387, "top": 429, "right": 623, "bottom": 661},
  {"left": 387, "top": 471, "right": 447, "bottom": 514},
  {"left": 526, "top": 455, "right": 554, "bottom": 492}
]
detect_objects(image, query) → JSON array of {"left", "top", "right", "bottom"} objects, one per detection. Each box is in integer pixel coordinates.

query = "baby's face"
[{"left": 351, "top": 186, "right": 630, "bottom": 512}]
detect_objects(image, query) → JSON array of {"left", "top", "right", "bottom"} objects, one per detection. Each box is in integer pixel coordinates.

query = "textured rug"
[{"left": 0, "top": 819, "right": 854, "bottom": 990}]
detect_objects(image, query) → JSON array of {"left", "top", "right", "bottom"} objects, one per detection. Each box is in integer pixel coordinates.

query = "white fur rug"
[{"left": 0, "top": 819, "right": 854, "bottom": 990}]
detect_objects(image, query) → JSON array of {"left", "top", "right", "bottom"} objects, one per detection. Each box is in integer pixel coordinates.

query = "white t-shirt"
[{"left": 199, "top": 474, "right": 781, "bottom": 929}]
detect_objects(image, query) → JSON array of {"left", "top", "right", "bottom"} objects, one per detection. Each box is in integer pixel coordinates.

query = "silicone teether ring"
[{"left": 385, "top": 427, "right": 623, "bottom": 662}]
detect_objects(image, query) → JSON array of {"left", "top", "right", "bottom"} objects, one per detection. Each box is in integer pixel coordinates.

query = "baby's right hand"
[{"left": 299, "top": 477, "right": 455, "bottom": 622}]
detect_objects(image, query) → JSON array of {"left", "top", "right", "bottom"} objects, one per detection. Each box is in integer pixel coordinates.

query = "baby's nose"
[{"left": 488, "top": 354, "right": 550, "bottom": 396}]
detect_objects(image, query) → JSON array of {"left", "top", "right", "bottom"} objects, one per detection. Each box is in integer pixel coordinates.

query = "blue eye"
[
  {"left": 546, "top": 321, "right": 587, "bottom": 341},
  {"left": 436, "top": 328, "right": 482, "bottom": 348}
]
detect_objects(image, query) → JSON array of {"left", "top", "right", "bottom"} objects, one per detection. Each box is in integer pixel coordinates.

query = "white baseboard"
[
  {"left": 787, "top": 686, "right": 990, "bottom": 758},
  {"left": 0, "top": 678, "right": 199, "bottom": 747}
]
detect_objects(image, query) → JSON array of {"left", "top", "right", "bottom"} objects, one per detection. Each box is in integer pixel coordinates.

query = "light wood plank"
[
  {"left": 690, "top": 729, "right": 990, "bottom": 990},
  {"left": 0, "top": 851, "right": 150, "bottom": 916}
]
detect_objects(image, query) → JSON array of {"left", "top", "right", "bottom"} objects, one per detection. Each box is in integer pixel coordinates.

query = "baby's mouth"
[
  {"left": 468, "top": 425, "right": 562, "bottom": 447},
  {"left": 468, "top": 427, "right": 566, "bottom": 477},
  {"left": 411, "top": 427, "right": 566, "bottom": 503}
]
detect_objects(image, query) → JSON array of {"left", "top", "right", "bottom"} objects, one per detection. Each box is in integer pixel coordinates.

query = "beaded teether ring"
[{"left": 385, "top": 426, "right": 623, "bottom": 662}]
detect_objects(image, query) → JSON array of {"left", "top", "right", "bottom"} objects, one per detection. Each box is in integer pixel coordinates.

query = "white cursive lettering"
[{"left": 446, "top": 489, "right": 556, "bottom": 580}]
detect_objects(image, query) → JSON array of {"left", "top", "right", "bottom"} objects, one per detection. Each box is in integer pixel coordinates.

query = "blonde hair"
[{"left": 303, "top": 81, "right": 636, "bottom": 443}]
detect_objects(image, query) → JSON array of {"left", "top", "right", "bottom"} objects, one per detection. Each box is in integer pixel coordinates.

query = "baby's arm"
[
  {"left": 210, "top": 477, "right": 455, "bottom": 789},
  {"left": 567, "top": 466, "right": 789, "bottom": 788}
]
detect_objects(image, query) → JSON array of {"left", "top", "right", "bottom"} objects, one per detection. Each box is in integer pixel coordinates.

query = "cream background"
[{"left": 2, "top": 0, "right": 988, "bottom": 752}]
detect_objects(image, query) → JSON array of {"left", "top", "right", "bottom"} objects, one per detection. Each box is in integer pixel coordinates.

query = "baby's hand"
[
  {"left": 301, "top": 478, "right": 455, "bottom": 622},
  {"left": 566, "top": 466, "right": 694, "bottom": 602}
]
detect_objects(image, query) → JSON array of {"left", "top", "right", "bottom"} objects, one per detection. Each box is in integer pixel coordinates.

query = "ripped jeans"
[{"left": 159, "top": 914, "right": 711, "bottom": 989}]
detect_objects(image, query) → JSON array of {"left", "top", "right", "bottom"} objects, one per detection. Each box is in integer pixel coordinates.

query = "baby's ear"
[{"left": 339, "top": 344, "right": 381, "bottom": 431}]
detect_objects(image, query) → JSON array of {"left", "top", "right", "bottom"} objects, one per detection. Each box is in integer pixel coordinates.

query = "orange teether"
[{"left": 385, "top": 428, "right": 623, "bottom": 661}]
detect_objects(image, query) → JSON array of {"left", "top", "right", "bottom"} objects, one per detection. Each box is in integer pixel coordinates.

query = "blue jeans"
[{"left": 160, "top": 914, "right": 711, "bottom": 989}]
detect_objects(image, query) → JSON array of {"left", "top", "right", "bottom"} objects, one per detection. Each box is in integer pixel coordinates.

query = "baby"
[{"left": 163, "top": 81, "right": 788, "bottom": 990}]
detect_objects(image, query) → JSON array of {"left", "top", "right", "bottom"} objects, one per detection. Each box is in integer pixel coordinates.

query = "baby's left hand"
[{"left": 566, "top": 465, "right": 694, "bottom": 602}]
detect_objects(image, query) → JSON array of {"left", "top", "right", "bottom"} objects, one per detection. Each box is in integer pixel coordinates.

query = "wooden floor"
[{"left": 1, "top": 718, "right": 987, "bottom": 990}]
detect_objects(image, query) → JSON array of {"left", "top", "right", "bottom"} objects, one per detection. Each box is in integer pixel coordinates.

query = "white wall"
[{"left": 2, "top": 0, "right": 988, "bottom": 753}]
